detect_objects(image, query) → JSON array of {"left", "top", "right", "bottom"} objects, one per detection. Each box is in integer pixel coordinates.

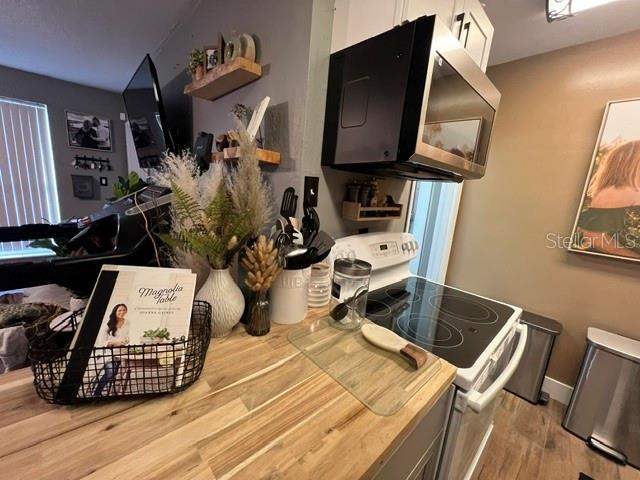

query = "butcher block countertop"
[{"left": 0, "top": 307, "right": 456, "bottom": 480}]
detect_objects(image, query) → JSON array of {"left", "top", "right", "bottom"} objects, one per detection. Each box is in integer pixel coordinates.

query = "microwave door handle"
[
  {"left": 462, "top": 324, "right": 528, "bottom": 413},
  {"left": 462, "top": 22, "right": 471, "bottom": 48},
  {"left": 456, "top": 13, "right": 465, "bottom": 39}
]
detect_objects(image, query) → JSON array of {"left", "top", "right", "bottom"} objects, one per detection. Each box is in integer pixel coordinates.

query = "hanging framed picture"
[
  {"left": 569, "top": 98, "right": 640, "bottom": 262},
  {"left": 66, "top": 111, "right": 112, "bottom": 151},
  {"left": 71, "top": 175, "right": 95, "bottom": 199}
]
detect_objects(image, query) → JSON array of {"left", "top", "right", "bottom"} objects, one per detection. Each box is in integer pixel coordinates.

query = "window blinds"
[{"left": 0, "top": 96, "right": 60, "bottom": 259}]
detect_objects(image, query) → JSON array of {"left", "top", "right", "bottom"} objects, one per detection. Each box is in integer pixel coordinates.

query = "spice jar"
[
  {"left": 358, "top": 185, "right": 371, "bottom": 207},
  {"left": 330, "top": 258, "right": 371, "bottom": 329},
  {"left": 346, "top": 181, "right": 361, "bottom": 202},
  {"left": 368, "top": 178, "right": 379, "bottom": 207}
]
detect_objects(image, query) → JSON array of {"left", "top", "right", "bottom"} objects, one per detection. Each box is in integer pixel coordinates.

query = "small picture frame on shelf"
[{"left": 204, "top": 45, "right": 219, "bottom": 71}]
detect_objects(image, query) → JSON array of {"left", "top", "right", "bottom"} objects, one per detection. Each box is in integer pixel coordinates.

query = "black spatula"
[{"left": 280, "top": 187, "right": 298, "bottom": 239}]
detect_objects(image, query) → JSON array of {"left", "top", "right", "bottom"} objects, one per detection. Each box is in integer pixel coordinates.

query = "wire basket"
[{"left": 28, "top": 301, "right": 211, "bottom": 405}]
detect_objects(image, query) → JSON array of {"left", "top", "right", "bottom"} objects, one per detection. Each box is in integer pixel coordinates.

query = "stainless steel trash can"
[
  {"left": 505, "top": 311, "right": 562, "bottom": 404},
  {"left": 563, "top": 328, "right": 640, "bottom": 468}
]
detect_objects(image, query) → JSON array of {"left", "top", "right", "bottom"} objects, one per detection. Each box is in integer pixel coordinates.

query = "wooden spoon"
[{"left": 361, "top": 323, "right": 428, "bottom": 370}]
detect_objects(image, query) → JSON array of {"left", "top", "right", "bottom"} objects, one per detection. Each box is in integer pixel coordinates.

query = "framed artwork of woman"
[{"left": 570, "top": 98, "right": 640, "bottom": 262}]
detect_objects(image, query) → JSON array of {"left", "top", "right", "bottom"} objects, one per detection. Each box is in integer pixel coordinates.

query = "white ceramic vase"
[{"left": 196, "top": 268, "right": 245, "bottom": 337}]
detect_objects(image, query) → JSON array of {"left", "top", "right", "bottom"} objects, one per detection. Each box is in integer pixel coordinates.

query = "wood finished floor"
[{"left": 478, "top": 392, "right": 640, "bottom": 480}]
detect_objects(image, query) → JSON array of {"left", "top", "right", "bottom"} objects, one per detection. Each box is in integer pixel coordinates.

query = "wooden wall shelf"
[
  {"left": 211, "top": 147, "right": 281, "bottom": 166},
  {"left": 184, "top": 58, "right": 262, "bottom": 101},
  {"left": 342, "top": 201, "right": 403, "bottom": 222}
]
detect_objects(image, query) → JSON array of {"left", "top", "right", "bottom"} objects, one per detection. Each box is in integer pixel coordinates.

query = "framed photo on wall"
[
  {"left": 66, "top": 111, "right": 112, "bottom": 151},
  {"left": 71, "top": 174, "right": 95, "bottom": 199},
  {"left": 569, "top": 98, "right": 640, "bottom": 263}
]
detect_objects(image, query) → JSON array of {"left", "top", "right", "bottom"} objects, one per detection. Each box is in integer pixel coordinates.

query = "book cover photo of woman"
[{"left": 93, "top": 303, "right": 129, "bottom": 396}]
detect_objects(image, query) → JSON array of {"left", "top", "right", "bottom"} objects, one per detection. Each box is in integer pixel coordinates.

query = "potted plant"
[
  {"left": 154, "top": 121, "right": 272, "bottom": 337},
  {"left": 188, "top": 48, "right": 205, "bottom": 80},
  {"left": 112, "top": 171, "right": 146, "bottom": 200}
]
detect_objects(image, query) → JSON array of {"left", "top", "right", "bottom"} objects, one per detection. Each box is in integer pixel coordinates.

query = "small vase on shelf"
[
  {"left": 196, "top": 267, "right": 245, "bottom": 338},
  {"left": 245, "top": 290, "right": 270, "bottom": 336},
  {"left": 194, "top": 64, "right": 205, "bottom": 81}
]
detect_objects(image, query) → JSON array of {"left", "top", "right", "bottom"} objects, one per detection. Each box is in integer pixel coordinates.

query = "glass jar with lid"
[{"left": 330, "top": 258, "right": 371, "bottom": 329}]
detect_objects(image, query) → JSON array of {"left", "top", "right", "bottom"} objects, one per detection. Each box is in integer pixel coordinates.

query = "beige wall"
[{"left": 446, "top": 30, "right": 640, "bottom": 386}]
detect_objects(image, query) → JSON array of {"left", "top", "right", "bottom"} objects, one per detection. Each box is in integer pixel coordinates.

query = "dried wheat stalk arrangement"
[{"left": 241, "top": 235, "right": 281, "bottom": 292}]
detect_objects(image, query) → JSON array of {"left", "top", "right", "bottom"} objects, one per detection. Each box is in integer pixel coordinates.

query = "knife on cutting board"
[{"left": 361, "top": 324, "right": 428, "bottom": 370}]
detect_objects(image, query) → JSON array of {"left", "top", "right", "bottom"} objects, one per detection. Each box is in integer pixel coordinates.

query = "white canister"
[{"left": 270, "top": 267, "right": 311, "bottom": 325}]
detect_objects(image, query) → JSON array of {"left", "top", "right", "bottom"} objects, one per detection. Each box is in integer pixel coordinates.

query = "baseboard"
[{"left": 541, "top": 376, "right": 574, "bottom": 405}]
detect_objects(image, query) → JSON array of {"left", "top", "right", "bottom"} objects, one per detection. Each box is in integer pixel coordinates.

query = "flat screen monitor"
[{"left": 122, "top": 55, "right": 171, "bottom": 168}]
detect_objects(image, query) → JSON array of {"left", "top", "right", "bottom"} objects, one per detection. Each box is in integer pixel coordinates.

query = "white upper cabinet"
[
  {"left": 451, "top": 0, "right": 494, "bottom": 71},
  {"left": 402, "top": 0, "right": 457, "bottom": 29},
  {"left": 331, "top": 0, "right": 493, "bottom": 71},
  {"left": 331, "top": 0, "right": 404, "bottom": 52}
]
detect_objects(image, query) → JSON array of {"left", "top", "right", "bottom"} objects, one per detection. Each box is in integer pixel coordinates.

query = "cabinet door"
[
  {"left": 452, "top": 0, "right": 494, "bottom": 71},
  {"left": 451, "top": 0, "right": 467, "bottom": 37},
  {"left": 373, "top": 386, "right": 454, "bottom": 480},
  {"left": 331, "top": 0, "right": 404, "bottom": 52},
  {"left": 402, "top": 0, "right": 456, "bottom": 28},
  {"left": 418, "top": 437, "right": 441, "bottom": 480}
]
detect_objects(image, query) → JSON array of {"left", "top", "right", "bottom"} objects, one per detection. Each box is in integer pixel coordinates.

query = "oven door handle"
[{"left": 463, "top": 323, "right": 528, "bottom": 413}]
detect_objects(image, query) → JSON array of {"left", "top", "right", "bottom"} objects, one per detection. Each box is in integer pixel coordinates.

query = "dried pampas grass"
[
  {"left": 153, "top": 108, "right": 273, "bottom": 272},
  {"left": 227, "top": 120, "right": 273, "bottom": 237}
]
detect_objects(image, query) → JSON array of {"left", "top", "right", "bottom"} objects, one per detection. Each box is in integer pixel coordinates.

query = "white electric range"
[{"left": 330, "top": 232, "right": 528, "bottom": 480}]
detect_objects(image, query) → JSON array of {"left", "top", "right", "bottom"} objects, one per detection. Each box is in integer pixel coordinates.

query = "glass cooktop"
[{"left": 366, "top": 276, "right": 516, "bottom": 369}]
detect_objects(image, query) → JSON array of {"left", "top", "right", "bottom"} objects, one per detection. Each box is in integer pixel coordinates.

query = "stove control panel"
[
  {"left": 370, "top": 241, "right": 399, "bottom": 258},
  {"left": 331, "top": 232, "right": 419, "bottom": 272}
]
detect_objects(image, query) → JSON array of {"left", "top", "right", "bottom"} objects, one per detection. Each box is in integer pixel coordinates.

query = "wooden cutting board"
[{"left": 288, "top": 317, "right": 441, "bottom": 416}]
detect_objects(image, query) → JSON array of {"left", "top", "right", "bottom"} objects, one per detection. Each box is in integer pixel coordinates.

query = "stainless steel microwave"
[{"left": 321, "top": 15, "right": 501, "bottom": 182}]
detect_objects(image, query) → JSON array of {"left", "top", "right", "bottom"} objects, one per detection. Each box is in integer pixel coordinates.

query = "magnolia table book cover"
[{"left": 58, "top": 265, "right": 196, "bottom": 400}]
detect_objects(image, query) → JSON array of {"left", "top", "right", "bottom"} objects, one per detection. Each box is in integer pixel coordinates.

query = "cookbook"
[{"left": 55, "top": 265, "right": 197, "bottom": 402}]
